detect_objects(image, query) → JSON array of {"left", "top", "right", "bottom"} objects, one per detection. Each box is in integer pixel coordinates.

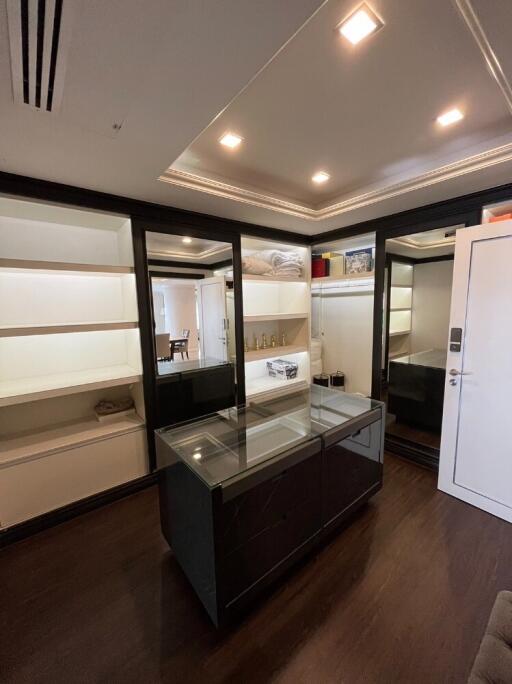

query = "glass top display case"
[
  {"left": 391, "top": 349, "right": 447, "bottom": 370},
  {"left": 155, "top": 385, "right": 382, "bottom": 488}
]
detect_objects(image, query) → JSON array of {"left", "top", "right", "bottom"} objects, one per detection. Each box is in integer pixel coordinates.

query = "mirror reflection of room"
[
  {"left": 382, "top": 226, "right": 457, "bottom": 452},
  {"left": 145, "top": 232, "right": 235, "bottom": 377},
  {"left": 311, "top": 233, "right": 376, "bottom": 397}
]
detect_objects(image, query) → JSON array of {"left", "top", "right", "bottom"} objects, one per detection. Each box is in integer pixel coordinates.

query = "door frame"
[
  {"left": 196, "top": 275, "right": 229, "bottom": 362},
  {"left": 132, "top": 218, "right": 245, "bottom": 469},
  {"left": 438, "top": 220, "right": 512, "bottom": 521},
  {"left": 371, "top": 209, "right": 480, "bottom": 467}
]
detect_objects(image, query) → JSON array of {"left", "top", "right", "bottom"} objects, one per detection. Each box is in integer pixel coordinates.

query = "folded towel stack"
[{"left": 242, "top": 249, "right": 304, "bottom": 278}]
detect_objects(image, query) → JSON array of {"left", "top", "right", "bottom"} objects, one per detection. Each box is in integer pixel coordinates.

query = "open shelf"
[
  {"left": 244, "top": 313, "right": 309, "bottom": 323},
  {"left": 245, "top": 344, "right": 308, "bottom": 362},
  {"left": 0, "top": 414, "right": 145, "bottom": 467},
  {"left": 482, "top": 200, "right": 512, "bottom": 224},
  {"left": 0, "top": 258, "right": 134, "bottom": 274},
  {"left": 246, "top": 376, "right": 309, "bottom": 400},
  {"left": 0, "top": 365, "right": 142, "bottom": 407},
  {"left": 389, "top": 330, "right": 411, "bottom": 337},
  {"left": 389, "top": 308, "right": 410, "bottom": 313},
  {"left": 242, "top": 274, "right": 306, "bottom": 283},
  {"left": 312, "top": 271, "right": 374, "bottom": 282},
  {"left": 0, "top": 321, "right": 139, "bottom": 337},
  {"left": 389, "top": 351, "right": 408, "bottom": 360}
]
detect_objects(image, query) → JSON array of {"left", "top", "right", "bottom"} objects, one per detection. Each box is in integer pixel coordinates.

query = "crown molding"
[
  {"left": 159, "top": 168, "right": 316, "bottom": 219},
  {"left": 159, "top": 141, "right": 512, "bottom": 222},
  {"left": 388, "top": 235, "right": 456, "bottom": 251},
  {"left": 146, "top": 242, "right": 230, "bottom": 261},
  {"left": 455, "top": 0, "right": 512, "bottom": 115}
]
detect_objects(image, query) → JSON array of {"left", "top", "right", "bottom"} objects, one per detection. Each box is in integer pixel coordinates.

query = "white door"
[
  {"left": 197, "top": 276, "right": 228, "bottom": 362},
  {"left": 438, "top": 220, "right": 512, "bottom": 522},
  {"left": 151, "top": 289, "right": 166, "bottom": 334}
]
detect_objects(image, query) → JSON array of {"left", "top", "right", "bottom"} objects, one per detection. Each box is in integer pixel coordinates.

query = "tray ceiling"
[
  {"left": 146, "top": 232, "right": 231, "bottom": 264},
  {"left": 161, "top": 0, "right": 512, "bottom": 228}
]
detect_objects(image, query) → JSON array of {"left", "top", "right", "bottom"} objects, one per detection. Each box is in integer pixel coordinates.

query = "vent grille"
[{"left": 7, "top": 0, "right": 75, "bottom": 113}]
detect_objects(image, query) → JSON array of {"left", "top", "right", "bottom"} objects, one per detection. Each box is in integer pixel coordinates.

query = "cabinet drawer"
[
  {"left": 322, "top": 418, "right": 383, "bottom": 527},
  {"left": 221, "top": 493, "right": 321, "bottom": 604},
  {"left": 218, "top": 451, "right": 321, "bottom": 554}
]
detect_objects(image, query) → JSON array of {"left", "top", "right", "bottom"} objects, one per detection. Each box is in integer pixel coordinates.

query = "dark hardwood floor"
[{"left": 1, "top": 454, "right": 511, "bottom": 684}]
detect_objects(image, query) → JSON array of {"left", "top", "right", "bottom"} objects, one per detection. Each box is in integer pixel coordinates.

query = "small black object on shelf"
[
  {"left": 313, "top": 373, "right": 329, "bottom": 387},
  {"left": 330, "top": 371, "right": 345, "bottom": 390}
]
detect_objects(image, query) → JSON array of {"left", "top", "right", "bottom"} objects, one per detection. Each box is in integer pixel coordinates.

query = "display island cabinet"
[{"left": 155, "top": 386, "right": 385, "bottom": 626}]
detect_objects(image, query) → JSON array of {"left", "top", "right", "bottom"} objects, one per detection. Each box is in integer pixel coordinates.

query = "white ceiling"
[
  {"left": 146, "top": 232, "right": 232, "bottom": 264},
  {"left": 1, "top": 0, "right": 512, "bottom": 236},
  {"left": 387, "top": 227, "right": 458, "bottom": 259}
]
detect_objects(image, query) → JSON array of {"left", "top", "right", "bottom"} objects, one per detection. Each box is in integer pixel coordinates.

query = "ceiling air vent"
[{"left": 7, "top": 0, "right": 79, "bottom": 112}]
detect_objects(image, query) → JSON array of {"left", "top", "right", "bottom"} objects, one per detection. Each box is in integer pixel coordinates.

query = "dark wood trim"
[
  {"left": 385, "top": 252, "right": 454, "bottom": 265},
  {"left": 0, "top": 473, "right": 157, "bottom": 548},
  {"left": 149, "top": 271, "right": 205, "bottom": 280},
  {"left": 147, "top": 258, "right": 213, "bottom": 270},
  {"left": 0, "top": 171, "right": 508, "bottom": 250},
  {"left": 315, "top": 185, "right": 504, "bottom": 243},
  {"left": 132, "top": 220, "right": 158, "bottom": 470},
  {"left": 386, "top": 253, "right": 416, "bottom": 265},
  {"left": 371, "top": 230, "right": 386, "bottom": 399},
  {"left": 383, "top": 259, "right": 392, "bottom": 378},
  {"left": 384, "top": 435, "right": 439, "bottom": 471},
  {"left": 232, "top": 234, "right": 246, "bottom": 405},
  {"left": 0, "top": 170, "right": 310, "bottom": 244},
  {"left": 209, "top": 258, "right": 233, "bottom": 270},
  {"left": 414, "top": 254, "right": 455, "bottom": 264}
]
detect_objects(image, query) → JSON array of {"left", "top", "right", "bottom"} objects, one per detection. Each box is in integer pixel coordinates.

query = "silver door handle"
[{"left": 449, "top": 369, "right": 473, "bottom": 376}]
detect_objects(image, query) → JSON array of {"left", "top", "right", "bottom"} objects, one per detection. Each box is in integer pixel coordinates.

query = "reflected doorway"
[{"left": 381, "top": 225, "right": 458, "bottom": 463}]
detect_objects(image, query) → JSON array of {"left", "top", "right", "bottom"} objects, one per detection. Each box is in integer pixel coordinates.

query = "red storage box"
[
  {"left": 312, "top": 257, "right": 329, "bottom": 278},
  {"left": 489, "top": 213, "right": 512, "bottom": 223}
]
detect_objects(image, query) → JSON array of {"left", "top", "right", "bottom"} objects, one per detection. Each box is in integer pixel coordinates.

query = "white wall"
[
  {"left": 411, "top": 260, "right": 454, "bottom": 353},
  {"left": 152, "top": 282, "right": 199, "bottom": 353},
  {"left": 319, "top": 291, "right": 374, "bottom": 395}
]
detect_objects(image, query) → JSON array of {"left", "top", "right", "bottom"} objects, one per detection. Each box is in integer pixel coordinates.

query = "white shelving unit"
[
  {"left": 241, "top": 237, "right": 311, "bottom": 402},
  {"left": 310, "top": 233, "right": 376, "bottom": 396},
  {"left": 0, "top": 197, "right": 148, "bottom": 528},
  {"left": 312, "top": 271, "right": 375, "bottom": 283},
  {"left": 389, "top": 261, "right": 414, "bottom": 359},
  {"left": 243, "top": 312, "right": 309, "bottom": 323},
  {"left": 481, "top": 199, "right": 512, "bottom": 224}
]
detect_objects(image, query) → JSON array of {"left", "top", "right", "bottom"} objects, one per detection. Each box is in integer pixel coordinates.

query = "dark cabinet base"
[{"left": 157, "top": 406, "right": 384, "bottom": 627}]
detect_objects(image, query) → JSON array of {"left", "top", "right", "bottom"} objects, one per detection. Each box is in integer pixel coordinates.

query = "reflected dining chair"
[
  {"left": 174, "top": 329, "right": 190, "bottom": 359},
  {"left": 156, "top": 333, "right": 171, "bottom": 361}
]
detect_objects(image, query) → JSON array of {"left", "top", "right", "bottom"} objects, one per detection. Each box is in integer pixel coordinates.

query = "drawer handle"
[
  {"left": 350, "top": 429, "right": 362, "bottom": 439},
  {"left": 272, "top": 471, "right": 287, "bottom": 483}
]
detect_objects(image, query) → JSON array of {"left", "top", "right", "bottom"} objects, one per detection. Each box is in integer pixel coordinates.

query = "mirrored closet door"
[
  {"left": 379, "top": 225, "right": 459, "bottom": 466},
  {"left": 138, "top": 225, "right": 242, "bottom": 428}
]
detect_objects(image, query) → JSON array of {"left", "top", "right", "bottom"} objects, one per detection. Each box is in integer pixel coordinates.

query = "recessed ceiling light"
[
  {"left": 219, "top": 132, "right": 243, "bottom": 148},
  {"left": 337, "top": 4, "right": 384, "bottom": 45},
  {"left": 182, "top": 237, "right": 192, "bottom": 244},
  {"left": 437, "top": 108, "right": 464, "bottom": 127},
  {"left": 312, "top": 171, "right": 330, "bottom": 184}
]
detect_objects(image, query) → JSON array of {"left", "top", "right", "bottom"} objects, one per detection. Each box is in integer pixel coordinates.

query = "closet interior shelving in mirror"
[
  {"left": 388, "top": 261, "right": 413, "bottom": 359},
  {"left": 0, "top": 198, "right": 147, "bottom": 529},
  {"left": 241, "top": 237, "right": 311, "bottom": 401}
]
